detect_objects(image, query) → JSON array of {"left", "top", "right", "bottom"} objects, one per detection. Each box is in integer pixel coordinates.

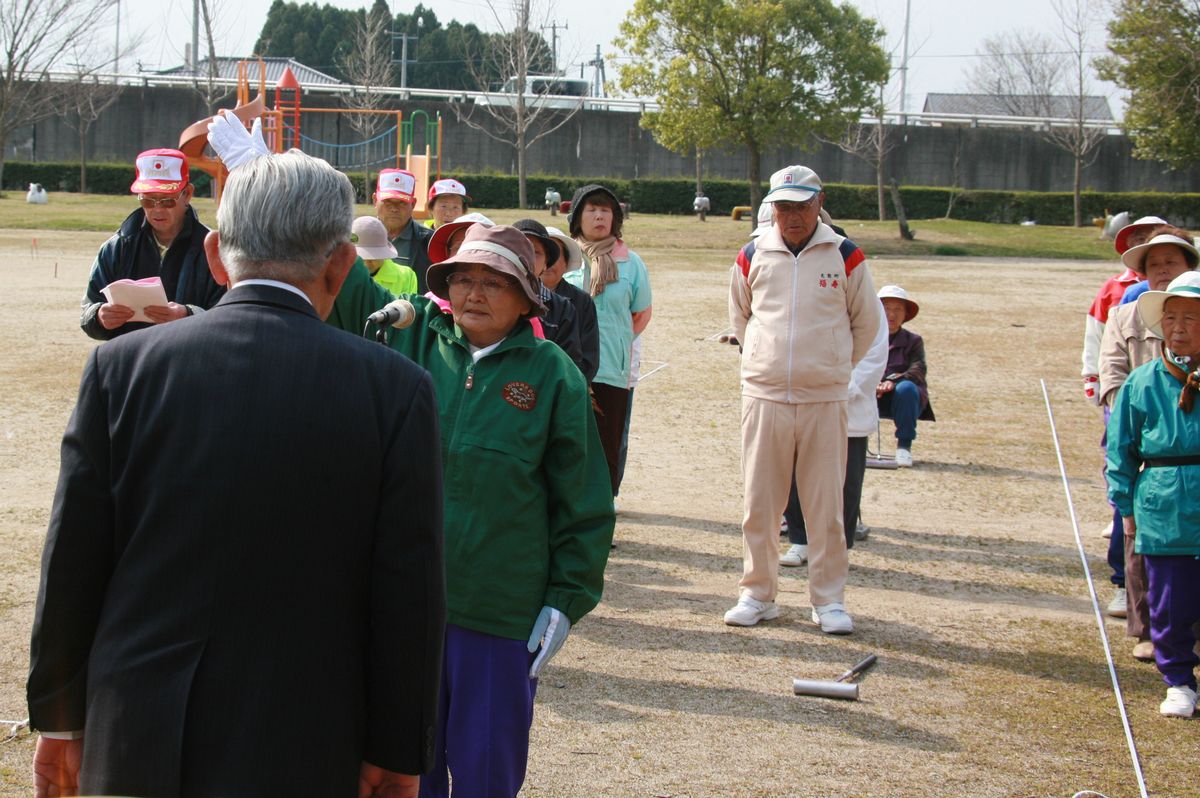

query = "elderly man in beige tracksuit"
[{"left": 726, "top": 165, "right": 881, "bottom": 634}]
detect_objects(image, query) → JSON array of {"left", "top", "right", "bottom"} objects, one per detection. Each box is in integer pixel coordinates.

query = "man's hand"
[
  {"left": 33, "top": 735, "right": 82, "bottom": 798},
  {"left": 358, "top": 762, "right": 418, "bottom": 798},
  {"left": 97, "top": 302, "right": 135, "bottom": 330},
  {"left": 876, "top": 379, "right": 895, "bottom": 398},
  {"left": 1123, "top": 515, "right": 1137, "bottom": 540},
  {"left": 143, "top": 303, "right": 189, "bottom": 324},
  {"left": 1083, "top": 374, "right": 1100, "bottom": 405}
]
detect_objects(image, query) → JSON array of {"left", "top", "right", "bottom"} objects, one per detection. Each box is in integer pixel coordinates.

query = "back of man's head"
[{"left": 216, "top": 151, "right": 354, "bottom": 284}]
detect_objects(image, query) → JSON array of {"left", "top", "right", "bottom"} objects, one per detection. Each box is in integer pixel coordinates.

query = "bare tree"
[
  {"left": 338, "top": 2, "right": 394, "bottom": 199},
  {"left": 189, "top": 0, "right": 233, "bottom": 112},
  {"left": 0, "top": 0, "right": 121, "bottom": 186},
  {"left": 966, "top": 0, "right": 1106, "bottom": 226},
  {"left": 453, "top": 0, "right": 579, "bottom": 209},
  {"left": 58, "top": 49, "right": 122, "bottom": 192},
  {"left": 828, "top": 82, "right": 898, "bottom": 221}
]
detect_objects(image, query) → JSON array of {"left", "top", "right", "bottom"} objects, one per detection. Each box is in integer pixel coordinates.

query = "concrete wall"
[{"left": 6, "top": 83, "right": 1199, "bottom": 193}]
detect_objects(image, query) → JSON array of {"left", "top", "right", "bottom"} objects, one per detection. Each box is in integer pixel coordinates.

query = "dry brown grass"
[{"left": 0, "top": 210, "right": 1196, "bottom": 798}]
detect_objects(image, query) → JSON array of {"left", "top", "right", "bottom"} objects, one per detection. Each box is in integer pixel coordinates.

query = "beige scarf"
[
  {"left": 1162, "top": 351, "right": 1200, "bottom": 413},
  {"left": 578, "top": 235, "right": 619, "bottom": 297}
]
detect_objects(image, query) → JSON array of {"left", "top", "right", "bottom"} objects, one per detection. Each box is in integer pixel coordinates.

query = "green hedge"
[
  {"left": 2, "top": 161, "right": 212, "bottom": 195},
  {"left": 7, "top": 160, "right": 1199, "bottom": 226}
]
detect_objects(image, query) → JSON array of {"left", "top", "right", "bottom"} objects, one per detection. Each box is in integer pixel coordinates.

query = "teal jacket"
[
  {"left": 387, "top": 296, "right": 615, "bottom": 639},
  {"left": 1107, "top": 358, "right": 1200, "bottom": 556}
]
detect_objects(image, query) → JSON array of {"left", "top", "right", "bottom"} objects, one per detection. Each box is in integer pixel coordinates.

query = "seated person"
[
  {"left": 876, "top": 285, "right": 934, "bottom": 467},
  {"left": 352, "top": 216, "right": 415, "bottom": 296}
]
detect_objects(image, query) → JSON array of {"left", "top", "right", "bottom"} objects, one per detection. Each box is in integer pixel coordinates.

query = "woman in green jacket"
[{"left": 385, "top": 224, "right": 614, "bottom": 797}]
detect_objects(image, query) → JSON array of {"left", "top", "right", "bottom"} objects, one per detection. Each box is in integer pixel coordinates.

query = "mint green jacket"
[
  {"left": 1107, "top": 358, "right": 1200, "bottom": 556},
  {"left": 387, "top": 296, "right": 615, "bottom": 639}
]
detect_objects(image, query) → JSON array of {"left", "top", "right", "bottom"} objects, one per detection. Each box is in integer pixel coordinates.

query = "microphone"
[{"left": 367, "top": 299, "right": 416, "bottom": 329}]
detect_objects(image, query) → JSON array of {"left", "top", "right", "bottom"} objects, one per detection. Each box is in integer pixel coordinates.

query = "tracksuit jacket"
[{"left": 729, "top": 222, "right": 881, "bottom": 403}]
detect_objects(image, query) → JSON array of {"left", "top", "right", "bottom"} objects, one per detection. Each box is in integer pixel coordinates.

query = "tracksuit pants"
[
  {"left": 740, "top": 395, "right": 848, "bottom": 607},
  {"left": 1143, "top": 555, "right": 1200, "bottom": 691},
  {"left": 786, "top": 436, "right": 868, "bottom": 550},
  {"left": 419, "top": 624, "right": 538, "bottom": 798}
]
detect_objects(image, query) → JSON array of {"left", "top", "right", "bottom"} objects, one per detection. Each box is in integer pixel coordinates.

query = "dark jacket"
[
  {"left": 539, "top": 283, "right": 585, "bottom": 377},
  {"left": 555, "top": 280, "right": 600, "bottom": 382},
  {"left": 879, "top": 327, "right": 935, "bottom": 420},
  {"left": 29, "top": 284, "right": 446, "bottom": 796},
  {"left": 390, "top": 218, "right": 434, "bottom": 294},
  {"left": 80, "top": 205, "right": 224, "bottom": 340}
]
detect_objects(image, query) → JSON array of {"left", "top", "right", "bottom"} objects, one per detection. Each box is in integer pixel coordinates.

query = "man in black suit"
[{"left": 27, "top": 149, "right": 445, "bottom": 798}]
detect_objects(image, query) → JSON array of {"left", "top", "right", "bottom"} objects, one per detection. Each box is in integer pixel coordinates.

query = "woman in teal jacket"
[
  {"left": 1107, "top": 271, "right": 1200, "bottom": 719},
  {"left": 384, "top": 224, "right": 614, "bottom": 797}
]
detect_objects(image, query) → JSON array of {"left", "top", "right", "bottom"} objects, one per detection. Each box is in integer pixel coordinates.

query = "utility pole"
[
  {"left": 192, "top": 0, "right": 199, "bottom": 74},
  {"left": 586, "top": 45, "right": 606, "bottom": 98},
  {"left": 114, "top": 0, "right": 120, "bottom": 76},
  {"left": 540, "top": 20, "right": 567, "bottom": 73},
  {"left": 898, "top": 0, "right": 911, "bottom": 123}
]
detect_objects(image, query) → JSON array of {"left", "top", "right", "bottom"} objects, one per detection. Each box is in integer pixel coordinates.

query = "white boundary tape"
[{"left": 1041, "top": 379, "right": 1149, "bottom": 798}]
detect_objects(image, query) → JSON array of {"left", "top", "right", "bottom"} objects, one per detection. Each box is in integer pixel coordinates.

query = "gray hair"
[{"left": 216, "top": 151, "right": 355, "bottom": 283}]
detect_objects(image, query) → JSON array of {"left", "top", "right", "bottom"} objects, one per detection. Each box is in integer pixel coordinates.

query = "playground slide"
[{"left": 407, "top": 150, "right": 430, "bottom": 215}]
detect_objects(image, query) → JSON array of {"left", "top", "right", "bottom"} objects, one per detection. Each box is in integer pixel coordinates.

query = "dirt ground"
[{"left": 0, "top": 218, "right": 1197, "bottom": 797}]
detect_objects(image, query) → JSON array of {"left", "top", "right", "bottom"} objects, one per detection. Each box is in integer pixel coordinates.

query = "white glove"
[
  {"left": 526, "top": 606, "right": 570, "bottom": 678},
  {"left": 206, "top": 110, "right": 270, "bottom": 171},
  {"left": 1083, "top": 374, "right": 1100, "bottom": 405}
]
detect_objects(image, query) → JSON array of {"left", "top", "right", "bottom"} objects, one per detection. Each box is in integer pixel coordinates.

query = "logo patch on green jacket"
[{"left": 502, "top": 381, "right": 537, "bottom": 411}]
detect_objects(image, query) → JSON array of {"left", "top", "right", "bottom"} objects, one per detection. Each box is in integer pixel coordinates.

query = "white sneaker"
[
  {"left": 1106, "top": 588, "right": 1127, "bottom": 619},
  {"left": 780, "top": 544, "right": 808, "bottom": 566},
  {"left": 1160, "top": 685, "right": 1197, "bottom": 718},
  {"left": 812, "top": 602, "right": 854, "bottom": 634},
  {"left": 723, "top": 596, "right": 780, "bottom": 627},
  {"left": 895, "top": 448, "right": 913, "bottom": 468}
]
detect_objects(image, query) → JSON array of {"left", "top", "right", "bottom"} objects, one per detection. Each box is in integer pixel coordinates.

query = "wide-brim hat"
[
  {"left": 545, "top": 225, "right": 583, "bottom": 271},
  {"left": 428, "top": 212, "right": 495, "bottom": 264},
  {"left": 131, "top": 148, "right": 189, "bottom": 193},
  {"left": 878, "top": 284, "right": 919, "bottom": 321},
  {"left": 1114, "top": 215, "right": 1169, "bottom": 255},
  {"left": 376, "top": 169, "right": 417, "bottom": 203},
  {"left": 762, "top": 165, "right": 822, "bottom": 204},
  {"left": 426, "top": 224, "right": 547, "bottom": 316},
  {"left": 567, "top": 184, "right": 622, "bottom": 236},
  {"left": 1137, "top": 271, "right": 1200, "bottom": 338},
  {"left": 512, "top": 218, "right": 561, "bottom": 268},
  {"left": 351, "top": 216, "right": 397, "bottom": 260},
  {"left": 1121, "top": 233, "right": 1200, "bottom": 276}
]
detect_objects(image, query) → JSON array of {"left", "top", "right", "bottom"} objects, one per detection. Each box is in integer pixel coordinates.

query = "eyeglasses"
[
  {"left": 446, "top": 273, "right": 515, "bottom": 298},
  {"left": 773, "top": 198, "right": 818, "bottom": 215},
  {"left": 138, "top": 192, "right": 186, "bottom": 209}
]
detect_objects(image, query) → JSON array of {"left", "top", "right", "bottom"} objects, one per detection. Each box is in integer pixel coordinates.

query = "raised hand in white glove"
[
  {"left": 526, "top": 606, "right": 570, "bottom": 678},
  {"left": 206, "top": 110, "right": 270, "bottom": 171}
]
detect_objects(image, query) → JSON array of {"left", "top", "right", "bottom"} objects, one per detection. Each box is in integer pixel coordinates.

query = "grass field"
[
  {"left": 0, "top": 191, "right": 1120, "bottom": 261},
  {"left": 1, "top": 198, "right": 1195, "bottom": 797}
]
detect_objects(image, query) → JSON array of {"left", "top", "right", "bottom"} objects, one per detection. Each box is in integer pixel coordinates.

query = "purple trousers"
[
  {"left": 1144, "top": 555, "right": 1200, "bottom": 690},
  {"left": 419, "top": 624, "right": 538, "bottom": 798}
]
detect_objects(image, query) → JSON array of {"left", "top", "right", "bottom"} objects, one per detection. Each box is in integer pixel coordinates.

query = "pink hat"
[
  {"left": 131, "top": 149, "right": 189, "bottom": 193},
  {"left": 376, "top": 169, "right": 417, "bottom": 203},
  {"left": 428, "top": 178, "right": 471, "bottom": 204},
  {"left": 351, "top": 216, "right": 398, "bottom": 260},
  {"left": 428, "top": 212, "right": 494, "bottom": 263}
]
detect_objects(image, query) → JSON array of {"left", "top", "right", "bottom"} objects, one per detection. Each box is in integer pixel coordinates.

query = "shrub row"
[
  {"left": 3, "top": 161, "right": 212, "bottom": 195},
  {"left": 6, "top": 160, "right": 1199, "bottom": 227}
]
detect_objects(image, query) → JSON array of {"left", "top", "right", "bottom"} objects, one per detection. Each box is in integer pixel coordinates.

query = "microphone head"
[{"left": 391, "top": 299, "right": 416, "bottom": 329}]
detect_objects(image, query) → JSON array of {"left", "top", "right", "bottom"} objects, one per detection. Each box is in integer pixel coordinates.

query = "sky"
[{"left": 112, "top": 0, "right": 1123, "bottom": 117}]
